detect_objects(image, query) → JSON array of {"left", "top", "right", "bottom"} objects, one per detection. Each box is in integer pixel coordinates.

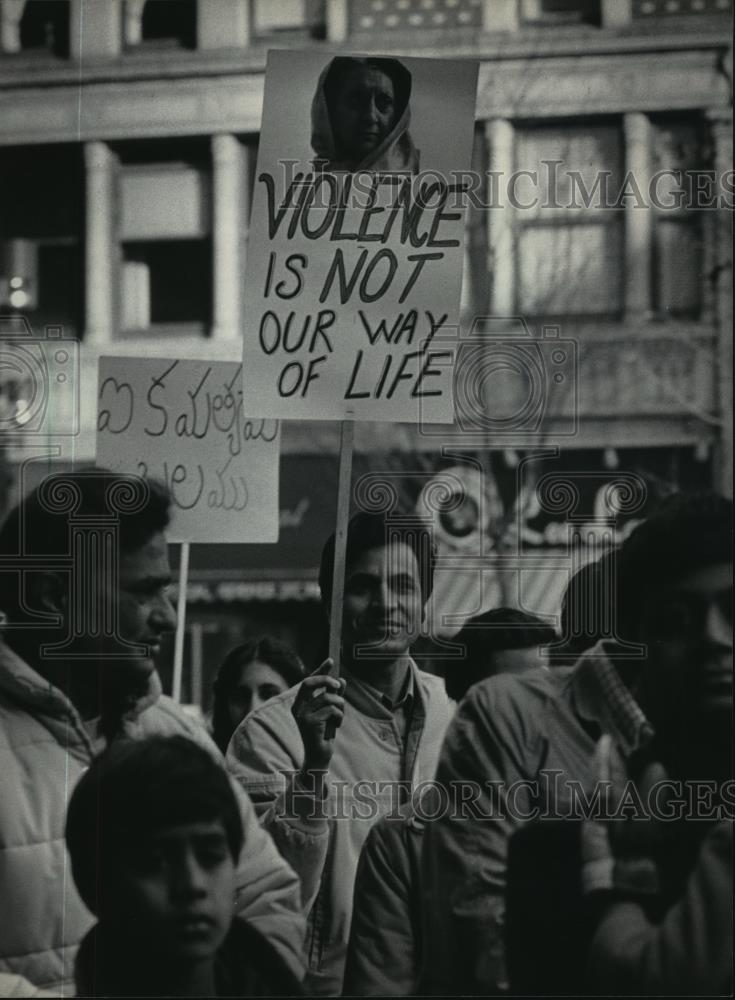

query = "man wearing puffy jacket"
[{"left": 0, "top": 470, "right": 308, "bottom": 994}]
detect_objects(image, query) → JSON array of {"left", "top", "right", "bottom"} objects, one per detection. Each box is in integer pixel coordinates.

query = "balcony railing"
[{"left": 0, "top": 0, "right": 731, "bottom": 62}]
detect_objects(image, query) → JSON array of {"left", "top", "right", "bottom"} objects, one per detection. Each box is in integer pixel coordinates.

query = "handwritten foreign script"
[
  {"left": 98, "top": 361, "right": 278, "bottom": 458},
  {"left": 96, "top": 357, "right": 280, "bottom": 542}
]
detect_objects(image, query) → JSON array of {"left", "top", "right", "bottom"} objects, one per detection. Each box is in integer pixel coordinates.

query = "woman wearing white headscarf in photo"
[{"left": 311, "top": 56, "right": 420, "bottom": 173}]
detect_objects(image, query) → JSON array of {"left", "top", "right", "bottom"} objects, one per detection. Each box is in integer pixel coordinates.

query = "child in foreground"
[{"left": 65, "top": 735, "right": 303, "bottom": 997}]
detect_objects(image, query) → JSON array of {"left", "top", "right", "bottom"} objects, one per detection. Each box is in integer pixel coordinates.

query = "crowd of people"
[{"left": 0, "top": 468, "right": 731, "bottom": 997}]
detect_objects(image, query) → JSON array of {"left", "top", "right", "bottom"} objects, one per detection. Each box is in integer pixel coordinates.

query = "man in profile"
[
  {"left": 0, "top": 470, "right": 307, "bottom": 993},
  {"left": 311, "top": 56, "right": 420, "bottom": 173}
]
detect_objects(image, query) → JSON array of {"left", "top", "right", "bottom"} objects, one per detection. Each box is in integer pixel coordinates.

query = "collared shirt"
[
  {"left": 343, "top": 664, "right": 421, "bottom": 793},
  {"left": 345, "top": 664, "right": 415, "bottom": 738}
]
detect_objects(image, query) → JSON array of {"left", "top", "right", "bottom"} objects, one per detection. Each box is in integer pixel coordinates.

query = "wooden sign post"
[
  {"left": 327, "top": 420, "right": 355, "bottom": 678},
  {"left": 171, "top": 540, "right": 190, "bottom": 703}
]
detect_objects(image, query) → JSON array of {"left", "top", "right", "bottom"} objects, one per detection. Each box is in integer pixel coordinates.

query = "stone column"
[
  {"left": 707, "top": 108, "right": 733, "bottom": 497},
  {"left": 123, "top": 0, "right": 146, "bottom": 47},
  {"left": 0, "top": 0, "right": 26, "bottom": 54},
  {"left": 601, "top": 0, "right": 632, "bottom": 28},
  {"left": 84, "top": 142, "right": 116, "bottom": 345},
  {"left": 197, "top": 0, "right": 249, "bottom": 50},
  {"left": 326, "top": 0, "right": 348, "bottom": 42},
  {"left": 486, "top": 118, "right": 515, "bottom": 316},
  {"left": 211, "top": 134, "right": 244, "bottom": 342},
  {"left": 70, "top": 0, "right": 121, "bottom": 59},
  {"left": 623, "top": 113, "right": 653, "bottom": 320}
]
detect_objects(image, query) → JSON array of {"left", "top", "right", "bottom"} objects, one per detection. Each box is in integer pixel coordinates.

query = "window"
[
  {"left": 121, "top": 241, "right": 211, "bottom": 328},
  {"left": 116, "top": 139, "right": 212, "bottom": 335},
  {"left": 0, "top": 145, "right": 83, "bottom": 335},
  {"left": 650, "top": 116, "right": 704, "bottom": 318},
  {"left": 140, "top": 0, "right": 196, "bottom": 49},
  {"left": 514, "top": 123, "right": 623, "bottom": 318},
  {"left": 251, "top": 0, "right": 326, "bottom": 41},
  {"left": 19, "top": 0, "right": 70, "bottom": 56},
  {"left": 520, "top": 0, "right": 601, "bottom": 25}
]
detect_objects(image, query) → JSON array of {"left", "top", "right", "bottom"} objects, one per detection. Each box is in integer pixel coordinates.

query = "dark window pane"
[
  {"left": 654, "top": 220, "right": 703, "bottom": 317},
  {"left": 141, "top": 0, "right": 196, "bottom": 48},
  {"left": 0, "top": 146, "right": 83, "bottom": 240},
  {"left": 122, "top": 241, "right": 211, "bottom": 326},
  {"left": 20, "top": 0, "right": 70, "bottom": 55},
  {"left": 651, "top": 116, "right": 704, "bottom": 317},
  {"left": 521, "top": 0, "right": 600, "bottom": 24},
  {"left": 37, "top": 244, "right": 82, "bottom": 333}
]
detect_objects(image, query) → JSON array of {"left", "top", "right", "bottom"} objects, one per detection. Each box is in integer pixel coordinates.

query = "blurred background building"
[{"left": 0, "top": 0, "right": 732, "bottom": 702}]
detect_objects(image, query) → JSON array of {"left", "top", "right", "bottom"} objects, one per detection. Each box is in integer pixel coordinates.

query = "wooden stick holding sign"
[
  {"left": 324, "top": 420, "right": 354, "bottom": 738},
  {"left": 171, "top": 541, "right": 190, "bottom": 704}
]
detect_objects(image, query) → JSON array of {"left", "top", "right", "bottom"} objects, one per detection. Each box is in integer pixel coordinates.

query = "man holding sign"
[
  {"left": 227, "top": 511, "right": 453, "bottom": 995},
  {"left": 231, "top": 47, "right": 476, "bottom": 995}
]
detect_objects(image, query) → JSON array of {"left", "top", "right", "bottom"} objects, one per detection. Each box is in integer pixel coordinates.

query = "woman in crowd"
[{"left": 212, "top": 636, "right": 304, "bottom": 754}]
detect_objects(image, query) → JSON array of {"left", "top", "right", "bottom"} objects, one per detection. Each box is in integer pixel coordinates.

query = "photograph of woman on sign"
[{"left": 311, "top": 56, "right": 420, "bottom": 173}]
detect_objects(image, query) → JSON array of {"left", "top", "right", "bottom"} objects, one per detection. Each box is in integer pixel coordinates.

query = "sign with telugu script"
[
  {"left": 241, "top": 49, "right": 478, "bottom": 423},
  {"left": 96, "top": 357, "right": 280, "bottom": 543}
]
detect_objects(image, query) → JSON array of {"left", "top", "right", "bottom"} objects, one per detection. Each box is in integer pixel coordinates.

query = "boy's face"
[{"left": 109, "top": 820, "right": 236, "bottom": 964}]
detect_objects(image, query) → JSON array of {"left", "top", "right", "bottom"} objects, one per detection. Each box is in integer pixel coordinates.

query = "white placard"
[
  {"left": 97, "top": 357, "right": 280, "bottom": 543},
  {"left": 242, "top": 50, "right": 478, "bottom": 423}
]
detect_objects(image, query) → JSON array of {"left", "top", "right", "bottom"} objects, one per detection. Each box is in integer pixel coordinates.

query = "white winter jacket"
[{"left": 0, "top": 641, "right": 307, "bottom": 995}]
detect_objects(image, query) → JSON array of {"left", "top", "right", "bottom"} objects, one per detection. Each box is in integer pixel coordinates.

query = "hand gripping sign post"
[
  {"left": 97, "top": 357, "right": 280, "bottom": 701},
  {"left": 242, "top": 50, "right": 478, "bottom": 709}
]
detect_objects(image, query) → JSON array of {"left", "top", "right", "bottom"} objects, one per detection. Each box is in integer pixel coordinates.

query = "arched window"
[
  {"left": 19, "top": 0, "right": 70, "bottom": 56},
  {"left": 141, "top": 0, "right": 196, "bottom": 49}
]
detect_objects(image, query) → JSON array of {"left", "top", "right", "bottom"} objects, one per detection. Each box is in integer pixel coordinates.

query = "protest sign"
[
  {"left": 242, "top": 50, "right": 478, "bottom": 423},
  {"left": 241, "top": 51, "right": 478, "bottom": 688},
  {"left": 96, "top": 357, "right": 280, "bottom": 544}
]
